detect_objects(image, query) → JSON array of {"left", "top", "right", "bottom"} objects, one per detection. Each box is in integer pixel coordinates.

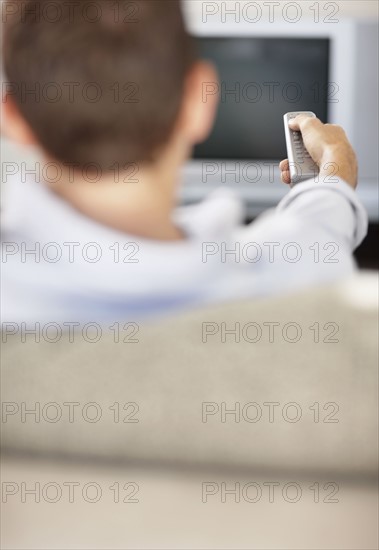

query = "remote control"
[{"left": 283, "top": 112, "right": 319, "bottom": 186}]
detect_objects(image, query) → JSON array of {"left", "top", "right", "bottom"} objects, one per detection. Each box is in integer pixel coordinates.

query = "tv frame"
[{"left": 180, "top": 16, "right": 378, "bottom": 221}]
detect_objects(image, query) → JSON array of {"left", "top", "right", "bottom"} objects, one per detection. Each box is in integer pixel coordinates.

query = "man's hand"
[{"left": 280, "top": 115, "right": 358, "bottom": 189}]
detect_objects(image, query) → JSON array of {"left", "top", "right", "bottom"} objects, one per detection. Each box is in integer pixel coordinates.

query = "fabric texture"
[{"left": 2, "top": 274, "right": 377, "bottom": 477}]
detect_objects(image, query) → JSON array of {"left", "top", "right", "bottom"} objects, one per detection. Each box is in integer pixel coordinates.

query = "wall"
[{"left": 183, "top": 1, "right": 379, "bottom": 20}]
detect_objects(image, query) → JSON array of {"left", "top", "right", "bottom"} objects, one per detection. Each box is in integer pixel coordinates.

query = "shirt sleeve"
[
  {"left": 275, "top": 178, "right": 368, "bottom": 250},
  {"left": 231, "top": 178, "right": 369, "bottom": 295}
]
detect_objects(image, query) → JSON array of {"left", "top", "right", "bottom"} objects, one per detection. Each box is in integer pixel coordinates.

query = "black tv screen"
[{"left": 193, "top": 37, "right": 330, "bottom": 160}]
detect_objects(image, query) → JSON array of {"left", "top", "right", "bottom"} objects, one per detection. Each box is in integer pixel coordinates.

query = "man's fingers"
[
  {"left": 279, "top": 159, "right": 291, "bottom": 184},
  {"left": 279, "top": 159, "right": 289, "bottom": 171},
  {"left": 281, "top": 170, "right": 291, "bottom": 185},
  {"left": 288, "top": 114, "right": 322, "bottom": 132}
]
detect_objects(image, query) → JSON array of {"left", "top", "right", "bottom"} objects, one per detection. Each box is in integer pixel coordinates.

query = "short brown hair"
[{"left": 3, "top": 0, "right": 195, "bottom": 170}]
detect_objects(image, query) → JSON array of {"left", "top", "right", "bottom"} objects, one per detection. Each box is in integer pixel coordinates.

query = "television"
[
  {"left": 181, "top": 12, "right": 379, "bottom": 220},
  {"left": 193, "top": 37, "right": 330, "bottom": 161}
]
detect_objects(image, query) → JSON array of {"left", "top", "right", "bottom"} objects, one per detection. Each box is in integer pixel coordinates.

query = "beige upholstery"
[
  {"left": 1, "top": 273, "right": 378, "bottom": 549},
  {"left": 1, "top": 455, "right": 377, "bottom": 550},
  {"left": 2, "top": 273, "right": 378, "bottom": 477}
]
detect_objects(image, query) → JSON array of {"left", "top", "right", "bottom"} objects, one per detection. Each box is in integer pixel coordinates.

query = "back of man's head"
[{"left": 3, "top": 0, "right": 195, "bottom": 170}]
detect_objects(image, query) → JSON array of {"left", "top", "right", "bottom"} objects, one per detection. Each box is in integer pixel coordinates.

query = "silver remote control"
[{"left": 283, "top": 111, "right": 319, "bottom": 186}]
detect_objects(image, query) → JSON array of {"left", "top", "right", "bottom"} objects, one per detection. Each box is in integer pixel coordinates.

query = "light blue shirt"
[{"left": 1, "top": 174, "right": 368, "bottom": 327}]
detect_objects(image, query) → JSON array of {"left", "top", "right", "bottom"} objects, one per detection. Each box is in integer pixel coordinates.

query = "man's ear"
[
  {"left": 178, "top": 60, "right": 219, "bottom": 145},
  {"left": 1, "top": 95, "right": 38, "bottom": 145}
]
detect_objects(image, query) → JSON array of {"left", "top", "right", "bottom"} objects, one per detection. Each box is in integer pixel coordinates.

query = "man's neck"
[{"left": 47, "top": 154, "right": 186, "bottom": 241}]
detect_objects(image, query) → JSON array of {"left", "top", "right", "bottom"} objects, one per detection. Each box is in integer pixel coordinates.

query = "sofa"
[{"left": 1, "top": 272, "right": 378, "bottom": 549}]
